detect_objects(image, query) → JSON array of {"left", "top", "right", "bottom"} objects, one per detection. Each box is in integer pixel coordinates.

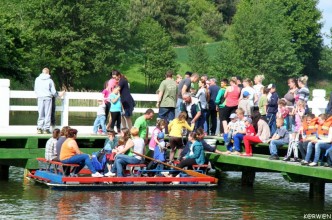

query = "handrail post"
[
  {"left": 61, "top": 93, "right": 69, "bottom": 127},
  {"left": 0, "top": 79, "right": 10, "bottom": 128}
]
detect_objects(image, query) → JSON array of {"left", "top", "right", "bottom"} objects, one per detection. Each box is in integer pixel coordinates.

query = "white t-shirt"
[{"left": 133, "top": 138, "right": 145, "bottom": 160}]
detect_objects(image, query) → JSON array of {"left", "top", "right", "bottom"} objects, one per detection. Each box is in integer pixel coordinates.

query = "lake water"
[{"left": 1, "top": 167, "right": 331, "bottom": 219}]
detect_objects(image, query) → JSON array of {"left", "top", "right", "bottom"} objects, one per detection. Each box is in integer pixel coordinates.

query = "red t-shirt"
[{"left": 246, "top": 125, "right": 256, "bottom": 136}]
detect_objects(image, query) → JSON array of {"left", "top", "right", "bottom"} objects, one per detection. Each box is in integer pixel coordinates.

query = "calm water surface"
[{"left": 0, "top": 167, "right": 331, "bottom": 219}]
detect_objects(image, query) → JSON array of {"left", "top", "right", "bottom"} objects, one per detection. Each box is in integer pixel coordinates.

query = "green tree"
[
  {"left": 188, "top": 37, "right": 211, "bottom": 74},
  {"left": 0, "top": 8, "right": 34, "bottom": 88},
  {"left": 213, "top": 0, "right": 302, "bottom": 82},
  {"left": 280, "top": 0, "right": 323, "bottom": 77},
  {"left": 136, "top": 18, "right": 178, "bottom": 92},
  {"left": 319, "top": 46, "right": 332, "bottom": 75},
  {"left": 213, "top": 0, "right": 239, "bottom": 24},
  {"left": 24, "top": 0, "right": 130, "bottom": 90}
]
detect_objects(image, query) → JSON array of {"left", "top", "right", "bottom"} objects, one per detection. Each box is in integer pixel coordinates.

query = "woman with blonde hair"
[{"left": 297, "top": 75, "right": 309, "bottom": 114}]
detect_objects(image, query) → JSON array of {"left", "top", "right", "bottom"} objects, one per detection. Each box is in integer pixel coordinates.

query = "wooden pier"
[{"left": 0, "top": 134, "right": 332, "bottom": 200}]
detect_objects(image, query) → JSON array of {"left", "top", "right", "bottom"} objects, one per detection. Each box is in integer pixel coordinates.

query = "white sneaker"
[
  {"left": 92, "top": 172, "right": 103, "bottom": 177},
  {"left": 104, "top": 172, "right": 116, "bottom": 177}
]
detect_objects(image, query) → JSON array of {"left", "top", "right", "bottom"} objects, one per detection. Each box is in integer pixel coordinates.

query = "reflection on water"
[{"left": 0, "top": 167, "right": 331, "bottom": 219}]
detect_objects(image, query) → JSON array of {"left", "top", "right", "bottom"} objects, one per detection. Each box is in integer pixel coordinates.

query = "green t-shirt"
[
  {"left": 134, "top": 115, "right": 148, "bottom": 139},
  {"left": 258, "top": 95, "right": 268, "bottom": 115},
  {"left": 159, "top": 79, "right": 177, "bottom": 107}
]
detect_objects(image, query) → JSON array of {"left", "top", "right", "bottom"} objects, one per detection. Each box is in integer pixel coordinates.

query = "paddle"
[{"left": 133, "top": 151, "right": 218, "bottom": 183}]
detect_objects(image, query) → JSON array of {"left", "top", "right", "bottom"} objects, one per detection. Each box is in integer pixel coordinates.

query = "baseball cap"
[
  {"left": 243, "top": 91, "right": 250, "bottom": 97},
  {"left": 229, "top": 113, "right": 237, "bottom": 119},
  {"left": 267, "top": 84, "right": 276, "bottom": 89},
  {"left": 244, "top": 117, "right": 252, "bottom": 124}
]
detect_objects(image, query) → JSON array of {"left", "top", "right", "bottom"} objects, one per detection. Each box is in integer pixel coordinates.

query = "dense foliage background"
[{"left": 0, "top": 0, "right": 331, "bottom": 93}]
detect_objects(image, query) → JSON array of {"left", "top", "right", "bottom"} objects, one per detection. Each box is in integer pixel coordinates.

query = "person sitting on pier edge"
[
  {"left": 245, "top": 117, "right": 256, "bottom": 136},
  {"left": 268, "top": 118, "right": 289, "bottom": 160},
  {"left": 107, "top": 127, "right": 145, "bottom": 177},
  {"left": 196, "top": 128, "right": 223, "bottom": 154},
  {"left": 170, "top": 132, "right": 205, "bottom": 177},
  {"left": 55, "top": 126, "right": 71, "bottom": 161},
  {"left": 297, "top": 114, "right": 317, "bottom": 160},
  {"left": 45, "top": 128, "right": 60, "bottom": 161},
  {"left": 223, "top": 113, "right": 238, "bottom": 154},
  {"left": 180, "top": 92, "right": 203, "bottom": 130},
  {"left": 224, "top": 108, "right": 246, "bottom": 155},
  {"left": 302, "top": 114, "right": 332, "bottom": 166},
  {"left": 168, "top": 111, "right": 195, "bottom": 163},
  {"left": 60, "top": 128, "right": 103, "bottom": 177},
  {"left": 242, "top": 111, "right": 270, "bottom": 156},
  {"left": 180, "top": 128, "right": 223, "bottom": 160}
]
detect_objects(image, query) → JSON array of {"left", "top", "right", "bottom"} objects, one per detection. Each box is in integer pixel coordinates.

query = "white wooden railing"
[
  {"left": 0, "top": 79, "right": 329, "bottom": 134},
  {"left": 0, "top": 79, "right": 158, "bottom": 134}
]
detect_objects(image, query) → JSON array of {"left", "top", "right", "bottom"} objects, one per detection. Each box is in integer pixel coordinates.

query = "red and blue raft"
[{"left": 27, "top": 158, "right": 218, "bottom": 189}]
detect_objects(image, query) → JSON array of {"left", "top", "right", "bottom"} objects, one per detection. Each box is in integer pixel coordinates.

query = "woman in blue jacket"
[{"left": 177, "top": 132, "right": 205, "bottom": 169}]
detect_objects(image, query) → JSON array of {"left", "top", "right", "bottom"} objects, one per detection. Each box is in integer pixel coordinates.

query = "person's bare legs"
[
  {"left": 122, "top": 116, "right": 132, "bottom": 129},
  {"left": 176, "top": 148, "right": 183, "bottom": 161},
  {"left": 222, "top": 120, "right": 228, "bottom": 136},
  {"left": 169, "top": 149, "right": 175, "bottom": 162}
]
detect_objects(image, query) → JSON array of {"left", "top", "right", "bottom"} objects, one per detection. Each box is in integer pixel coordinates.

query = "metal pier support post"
[
  {"left": 309, "top": 181, "right": 325, "bottom": 200},
  {"left": 241, "top": 170, "right": 256, "bottom": 186},
  {"left": 0, "top": 165, "right": 9, "bottom": 180}
]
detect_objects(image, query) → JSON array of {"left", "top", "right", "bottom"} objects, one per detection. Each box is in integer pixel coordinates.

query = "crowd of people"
[{"left": 41, "top": 68, "right": 332, "bottom": 179}]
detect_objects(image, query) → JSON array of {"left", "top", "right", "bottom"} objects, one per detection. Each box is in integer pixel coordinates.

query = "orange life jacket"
[
  {"left": 302, "top": 117, "right": 318, "bottom": 135},
  {"left": 317, "top": 116, "right": 332, "bottom": 136}
]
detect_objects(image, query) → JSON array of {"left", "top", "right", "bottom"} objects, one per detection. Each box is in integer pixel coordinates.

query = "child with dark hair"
[{"left": 45, "top": 128, "right": 60, "bottom": 161}]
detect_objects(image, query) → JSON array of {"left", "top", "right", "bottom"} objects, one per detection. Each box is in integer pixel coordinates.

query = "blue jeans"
[
  {"left": 93, "top": 115, "right": 106, "bottom": 133},
  {"left": 305, "top": 142, "right": 331, "bottom": 163},
  {"left": 201, "top": 109, "right": 208, "bottom": 133},
  {"left": 175, "top": 98, "right": 183, "bottom": 118},
  {"left": 233, "top": 133, "right": 245, "bottom": 152},
  {"left": 267, "top": 113, "right": 276, "bottom": 136},
  {"left": 269, "top": 139, "right": 287, "bottom": 156},
  {"left": 158, "top": 107, "right": 175, "bottom": 123},
  {"left": 61, "top": 154, "right": 96, "bottom": 174},
  {"left": 111, "top": 154, "right": 140, "bottom": 177},
  {"left": 223, "top": 132, "right": 233, "bottom": 151},
  {"left": 223, "top": 131, "right": 233, "bottom": 151}
]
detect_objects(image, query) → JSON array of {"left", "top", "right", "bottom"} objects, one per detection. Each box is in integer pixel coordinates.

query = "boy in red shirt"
[{"left": 245, "top": 117, "right": 256, "bottom": 136}]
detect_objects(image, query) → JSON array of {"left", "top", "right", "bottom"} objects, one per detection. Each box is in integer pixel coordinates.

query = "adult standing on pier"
[
  {"left": 156, "top": 70, "right": 178, "bottom": 133},
  {"left": 34, "top": 68, "right": 64, "bottom": 134},
  {"left": 176, "top": 73, "right": 199, "bottom": 117},
  {"left": 111, "top": 70, "right": 135, "bottom": 129}
]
